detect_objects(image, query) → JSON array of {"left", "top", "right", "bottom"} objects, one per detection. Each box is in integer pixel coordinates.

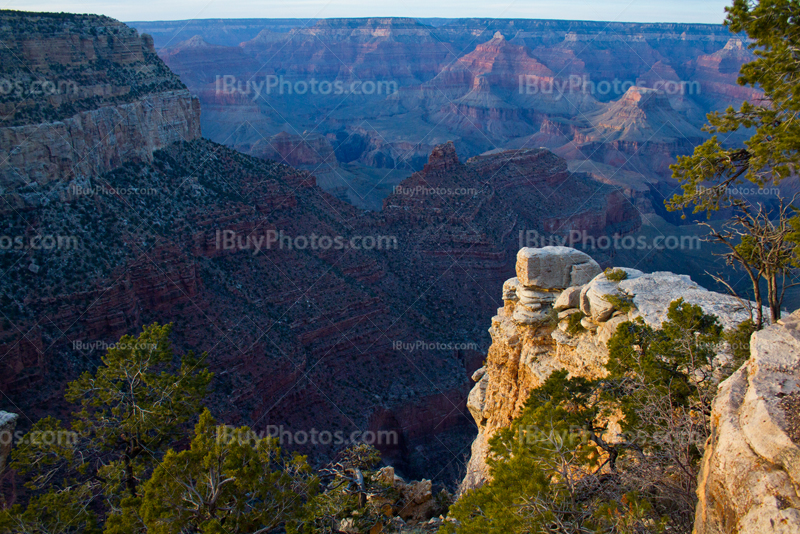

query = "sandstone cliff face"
[
  {"left": 0, "top": 11, "right": 201, "bottom": 201},
  {"left": 1, "top": 91, "right": 200, "bottom": 197},
  {"left": 694, "top": 312, "right": 800, "bottom": 534},
  {"left": 461, "top": 247, "right": 753, "bottom": 491}
]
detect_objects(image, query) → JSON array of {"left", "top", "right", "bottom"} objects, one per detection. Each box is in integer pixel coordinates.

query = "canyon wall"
[
  {"left": 144, "top": 17, "right": 760, "bottom": 216},
  {"left": 694, "top": 313, "right": 800, "bottom": 534},
  {"left": 0, "top": 10, "right": 751, "bottom": 489},
  {"left": 0, "top": 11, "right": 201, "bottom": 201}
]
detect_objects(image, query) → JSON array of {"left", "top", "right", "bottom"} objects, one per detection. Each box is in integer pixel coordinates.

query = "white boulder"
[{"left": 516, "top": 246, "right": 601, "bottom": 289}]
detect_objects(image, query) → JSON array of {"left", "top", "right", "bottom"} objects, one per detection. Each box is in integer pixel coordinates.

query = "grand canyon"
[{"left": 1, "top": 4, "right": 798, "bottom": 533}]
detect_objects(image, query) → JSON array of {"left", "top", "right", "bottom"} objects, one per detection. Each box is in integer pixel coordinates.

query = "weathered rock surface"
[
  {"left": 0, "top": 11, "right": 201, "bottom": 202},
  {"left": 554, "top": 286, "right": 582, "bottom": 310},
  {"left": 0, "top": 91, "right": 201, "bottom": 196},
  {"left": 694, "top": 311, "right": 800, "bottom": 534},
  {"left": 579, "top": 268, "right": 642, "bottom": 321},
  {"left": 620, "top": 272, "right": 753, "bottom": 330},
  {"left": 516, "top": 246, "right": 600, "bottom": 289},
  {"left": 374, "top": 466, "right": 440, "bottom": 523},
  {"left": 461, "top": 248, "right": 756, "bottom": 492}
]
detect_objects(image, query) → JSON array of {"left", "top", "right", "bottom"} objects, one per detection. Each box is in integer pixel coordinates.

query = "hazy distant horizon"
[{"left": 4, "top": 0, "right": 731, "bottom": 25}]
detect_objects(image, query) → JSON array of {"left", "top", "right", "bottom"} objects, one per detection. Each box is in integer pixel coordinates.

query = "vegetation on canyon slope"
[
  {"left": 3, "top": 1, "right": 800, "bottom": 533},
  {"left": 0, "top": 324, "right": 448, "bottom": 534}
]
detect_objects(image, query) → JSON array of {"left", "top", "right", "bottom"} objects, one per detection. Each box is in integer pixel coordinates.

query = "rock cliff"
[
  {"left": 0, "top": 11, "right": 201, "bottom": 200},
  {"left": 694, "top": 312, "right": 800, "bottom": 534},
  {"left": 462, "top": 246, "right": 753, "bottom": 491}
]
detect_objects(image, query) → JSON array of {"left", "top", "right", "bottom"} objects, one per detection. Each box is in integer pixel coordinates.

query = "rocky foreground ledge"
[
  {"left": 463, "top": 246, "right": 753, "bottom": 491},
  {"left": 463, "top": 246, "right": 800, "bottom": 532}
]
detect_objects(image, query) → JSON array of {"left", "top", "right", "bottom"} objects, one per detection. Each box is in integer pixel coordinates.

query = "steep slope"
[{"left": 0, "top": 11, "right": 645, "bottom": 481}]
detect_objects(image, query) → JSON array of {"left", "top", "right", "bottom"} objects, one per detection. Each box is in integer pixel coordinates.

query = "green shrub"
[
  {"left": 566, "top": 311, "right": 586, "bottom": 335},
  {"left": 604, "top": 267, "right": 628, "bottom": 281},
  {"left": 603, "top": 292, "right": 634, "bottom": 313}
]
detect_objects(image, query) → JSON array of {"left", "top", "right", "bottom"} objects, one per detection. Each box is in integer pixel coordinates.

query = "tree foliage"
[
  {"left": 1, "top": 324, "right": 213, "bottom": 534},
  {"left": 0, "top": 324, "right": 405, "bottom": 534},
  {"left": 668, "top": 0, "right": 800, "bottom": 214},
  {"left": 135, "top": 409, "right": 315, "bottom": 534},
  {"left": 667, "top": 0, "right": 800, "bottom": 324}
]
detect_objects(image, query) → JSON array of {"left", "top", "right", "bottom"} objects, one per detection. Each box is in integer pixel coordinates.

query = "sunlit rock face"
[
  {"left": 460, "top": 247, "right": 753, "bottom": 492},
  {"left": 694, "top": 312, "right": 800, "bottom": 534}
]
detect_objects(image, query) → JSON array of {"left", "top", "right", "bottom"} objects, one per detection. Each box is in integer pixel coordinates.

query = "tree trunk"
[
  {"left": 752, "top": 276, "right": 763, "bottom": 329},
  {"left": 125, "top": 454, "right": 137, "bottom": 496},
  {"left": 768, "top": 272, "right": 781, "bottom": 322}
]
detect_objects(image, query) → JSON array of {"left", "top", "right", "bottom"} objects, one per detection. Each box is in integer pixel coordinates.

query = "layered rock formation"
[
  {"left": 0, "top": 10, "right": 764, "bottom": 490},
  {"left": 141, "top": 18, "right": 761, "bottom": 214},
  {"left": 694, "top": 312, "right": 800, "bottom": 534},
  {"left": 462, "top": 247, "right": 752, "bottom": 490},
  {"left": 0, "top": 11, "right": 201, "bottom": 201}
]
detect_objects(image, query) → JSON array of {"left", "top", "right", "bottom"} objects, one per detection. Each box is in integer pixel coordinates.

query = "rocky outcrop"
[
  {"left": 246, "top": 131, "right": 338, "bottom": 170},
  {"left": 461, "top": 247, "right": 753, "bottom": 491},
  {"left": 694, "top": 312, "right": 800, "bottom": 534},
  {"left": 1, "top": 91, "right": 200, "bottom": 197},
  {"left": 0, "top": 11, "right": 201, "bottom": 201}
]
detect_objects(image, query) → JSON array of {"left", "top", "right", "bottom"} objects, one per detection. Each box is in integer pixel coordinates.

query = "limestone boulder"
[
  {"left": 517, "top": 287, "right": 556, "bottom": 307},
  {"left": 570, "top": 260, "right": 603, "bottom": 286},
  {"left": 597, "top": 314, "right": 630, "bottom": 346},
  {"left": 502, "top": 277, "right": 519, "bottom": 302},
  {"left": 512, "top": 304, "right": 550, "bottom": 325},
  {"left": 467, "top": 372, "right": 489, "bottom": 425},
  {"left": 516, "top": 247, "right": 600, "bottom": 289},
  {"left": 579, "top": 268, "right": 642, "bottom": 322},
  {"left": 620, "top": 272, "right": 755, "bottom": 330},
  {"left": 554, "top": 286, "right": 582, "bottom": 311}
]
